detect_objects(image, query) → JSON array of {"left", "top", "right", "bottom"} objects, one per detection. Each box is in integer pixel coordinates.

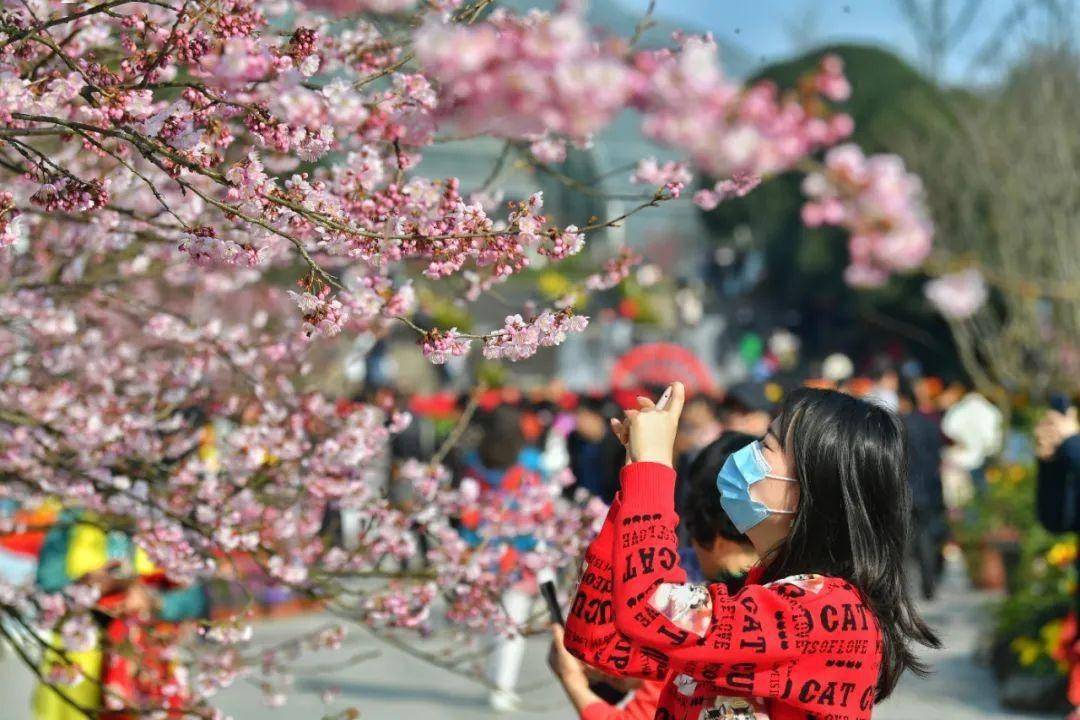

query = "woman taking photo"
[{"left": 564, "top": 384, "right": 939, "bottom": 719}]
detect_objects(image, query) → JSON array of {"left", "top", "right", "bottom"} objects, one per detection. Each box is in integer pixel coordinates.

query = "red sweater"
[
  {"left": 581, "top": 680, "right": 664, "bottom": 720},
  {"left": 565, "top": 462, "right": 883, "bottom": 720}
]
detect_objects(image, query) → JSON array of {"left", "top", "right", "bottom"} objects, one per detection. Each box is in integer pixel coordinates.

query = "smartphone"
[
  {"left": 540, "top": 580, "right": 565, "bottom": 626},
  {"left": 656, "top": 385, "right": 673, "bottom": 411}
]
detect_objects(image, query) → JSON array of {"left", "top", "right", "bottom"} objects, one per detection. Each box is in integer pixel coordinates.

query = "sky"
[{"left": 612, "top": 0, "right": 1076, "bottom": 84}]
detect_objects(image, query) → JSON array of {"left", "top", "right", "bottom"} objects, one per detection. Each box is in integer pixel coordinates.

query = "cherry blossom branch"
[
  {"left": 0, "top": 0, "right": 180, "bottom": 48},
  {"left": 429, "top": 381, "right": 484, "bottom": 466},
  {"left": 476, "top": 140, "right": 512, "bottom": 194}
]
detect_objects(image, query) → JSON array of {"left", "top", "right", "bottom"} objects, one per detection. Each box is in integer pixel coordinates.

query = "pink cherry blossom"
[
  {"left": 693, "top": 170, "right": 763, "bottom": 210},
  {"left": 585, "top": 249, "right": 643, "bottom": 291},
  {"left": 632, "top": 158, "right": 692, "bottom": 198},
  {"left": 289, "top": 287, "right": 348, "bottom": 337},
  {"left": 299, "top": 0, "right": 425, "bottom": 16},
  {"left": 414, "top": 10, "right": 634, "bottom": 144},
  {"left": 420, "top": 327, "right": 472, "bottom": 364},
  {"left": 482, "top": 309, "right": 589, "bottom": 361},
  {"left": 924, "top": 268, "right": 988, "bottom": 319},
  {"left": 801, "top": 144, "right": 933, "bottom": 286},
  {"left": 636, "top": 42, "right": 852, "bottom": 180},
  {"left": 0, "top": 192, "right": 24, "bottom": 249},
  {"left": 530, "top": 135, "right": 569, "bottom": 164}
]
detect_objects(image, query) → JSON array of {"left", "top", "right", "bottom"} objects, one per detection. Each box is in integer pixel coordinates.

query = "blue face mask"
[{"left": 717, "top": 440, "right": 799, "bottom": 533}]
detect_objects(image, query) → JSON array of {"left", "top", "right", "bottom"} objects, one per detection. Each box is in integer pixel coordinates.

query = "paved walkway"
[{"left": 0, "top": 559, "right": 1056, "bottom": 719}]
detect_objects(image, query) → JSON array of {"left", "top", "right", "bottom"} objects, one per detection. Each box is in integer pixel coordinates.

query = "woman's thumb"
[{"left": 666, "top": 382, "right": 686, "bottom": 418}]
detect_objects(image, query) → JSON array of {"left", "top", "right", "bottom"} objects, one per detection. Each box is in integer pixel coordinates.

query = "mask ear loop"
[
  {"left": 760, "top": 474, "right": 799, "bottom": 514},
  {"left": 753, "top": 442, "right": 799, "bottom": 484}
]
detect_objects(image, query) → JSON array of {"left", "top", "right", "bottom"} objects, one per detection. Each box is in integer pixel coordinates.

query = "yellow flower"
[
  {"left": 198, "top": 423, "right": 220, "bottom": 472},
  {"left": 1047, "top": 539, "right": 1078, "bottom": 568},
  {"left": 986, "top": 466, "right": 1002, "bottom": 484},
  {"left": 537, "top": 271, "right": 572, "bottom": 299},
  {"left": 1011, "top": 636, "right": 1042, "bottom": 666},
  {"left": 1006, "top": 463, "right": 1026, "bottom": 484},
  {"left": 765, "top": 382, "right": 783, "bottom": 404},
  {"left": 1043, "top": 619, "right": 1064, "bottom": 653},
  {"left": 1043, "top": 620, "right": 1070, "bottom": 674}
]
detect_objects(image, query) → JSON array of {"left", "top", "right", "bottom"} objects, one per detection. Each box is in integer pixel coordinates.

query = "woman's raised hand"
[
  {"left": 609, "top": 390, "right": 659, "bottom": 456},
  {"left": 618, "top": 382, "right": 685, "bottom": 468}
]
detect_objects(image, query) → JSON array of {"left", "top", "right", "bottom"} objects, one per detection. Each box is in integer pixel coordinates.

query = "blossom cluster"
[
  {"left": 801, "top": 144, "right": 934, "bottom": 287},
  {"left": 693, "top": 170, "right": 763, "bottom": 210},
  {"left": 414, "top": 10, "right": 635, "bottom": 143},
  {"left": 0, "top": 192, "right": 23, "bottom": 249},
  {"left": 636, "top": 40, "right": 854, "bottom": 180},
  {"left": 481, "top": 310, "right": 590, "bottom": 362},
  {"left": 631, "top": 158, "right": 693, "bottom": 198},
  {"left": 584, "top": 248, "right": 644, "bottom": 291},
  {"left": 420, "top": 327, "right": 472, "bottom": 364}
]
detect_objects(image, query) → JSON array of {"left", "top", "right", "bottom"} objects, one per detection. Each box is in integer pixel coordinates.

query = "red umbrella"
[{"left": 611, "top": 343, "right": 715, "bottom": 396}]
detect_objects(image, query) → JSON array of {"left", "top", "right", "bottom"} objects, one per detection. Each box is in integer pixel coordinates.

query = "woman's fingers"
[
  {"left": 610, "top": 417, "right": 629, "bottom": 444},
  {"left": 636, "top": 396, "right": 656, "bottom": 410}
]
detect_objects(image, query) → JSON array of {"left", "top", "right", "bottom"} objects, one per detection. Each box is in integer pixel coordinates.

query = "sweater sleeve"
[
  {"left": 612, "top": 463, "right": 808, "bottom": 686},
  {"left": 564, "top": 497, "right": 669, "bottom": 680},
  {"left": 580, "top": 679, "right": 664, "bottom": 720}
]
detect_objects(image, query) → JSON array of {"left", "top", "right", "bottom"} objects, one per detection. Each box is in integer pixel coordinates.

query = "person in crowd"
[
  {"left": 1036, "top": 405, "right": 1080, "bottom": 509},
  {"left": 566, "top": 395, "right": 625, "bottom": 504},
  {"left": 1034, "top": 402, "right": 1080, "bottom": 720},
  {"left": 540, "top": 398, "right": 576, "bottom": 479},
  {"left": 673, "top": 393, "right": 724, "bottom": 531},
  {"left": 717, "top": 381, "right": 774, "bottom": 437},
  {"left": 913, "top": 376, "right": 943, "bottom": 422},
  {"left": 898, "top": 378, "right": 947, "bottom": 599},
  {"left": 675, "top": 394, "right": 724, "bottom": 462},
  {"left": 458, "top": 405, "right": 547, "bottom": 712},
  {"left": 547, "top": 431, "right": 758, "bottom": 720},
  {"left": 565, "top": 383, "right": 939, "bottom": 720},
  {"left": 941, "top": 384, "right": 1003, "bottom": 496},
  {"left": 390, "top": 388, "right": 438, "bottom": 464},
  {"left": 34, "top": 509, "right": 208, "bottom": 720},
  {"left": 866, "top": 357, "right": 901, "bottom": 413}
]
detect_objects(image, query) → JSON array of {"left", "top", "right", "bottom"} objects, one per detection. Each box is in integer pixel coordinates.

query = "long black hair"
[{"left": 759, "top": 387, "right": 940, "bottom": 701}]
